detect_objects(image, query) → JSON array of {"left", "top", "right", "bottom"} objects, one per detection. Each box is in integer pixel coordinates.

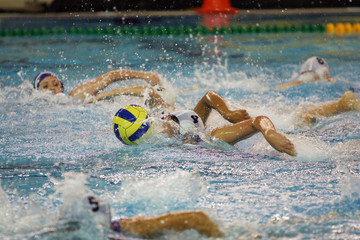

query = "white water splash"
[
  {"left": 0, "top": 184, "right": 57, "bottom": 238},
  {"left": 114, "top": 169, "right": 208, "bottom": 216}
]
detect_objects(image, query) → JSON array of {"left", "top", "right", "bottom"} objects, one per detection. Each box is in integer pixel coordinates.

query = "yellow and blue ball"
[{"left": 113, "top": 104, "right": 152, "bottom": 145}]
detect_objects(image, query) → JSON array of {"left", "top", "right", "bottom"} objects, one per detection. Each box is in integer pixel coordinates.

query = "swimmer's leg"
[
  {"left": 211, "top": 116, "right": 297, "bottom": 156},
  {"left": 193, "top": 90, "right": 250, "bottom": 125},
  {"left": 301, "top": 91, "right": 360, "bottom": 124}
]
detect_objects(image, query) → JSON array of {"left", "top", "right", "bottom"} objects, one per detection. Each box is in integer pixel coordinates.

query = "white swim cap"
[
  {"left": 171, "top": 110, "right": 205, "bottom": 135},
  {"left": 299, "top": 56, "right": 330, "bottom": 80}
]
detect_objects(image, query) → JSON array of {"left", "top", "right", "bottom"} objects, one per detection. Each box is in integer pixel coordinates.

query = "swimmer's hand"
[
  {"left": 264, "top": 129, "right": 297, "bottom": 156},
  {"left": 225, "top": 109, "right": 251, "bottom": 123},
  {"left": 147, "top": 72, "right": 161, "bottom": 86}
]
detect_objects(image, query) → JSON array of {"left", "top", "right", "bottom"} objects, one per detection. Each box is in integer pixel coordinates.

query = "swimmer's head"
[
  {"left": 299, "top": 56, "right": 331, "bottom": 81},
  {"left": 34, "top": 72, "right": 64, "bottom": 94},
  {"left": 163, "top": 113, "right": 203, "bottom": 143},
  {"left": 82, "top": 195, "right": 112, "bottom": 228}
]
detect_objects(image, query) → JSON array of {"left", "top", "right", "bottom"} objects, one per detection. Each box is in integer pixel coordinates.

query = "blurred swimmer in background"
[
  {"left": 67, "top": 195, "right": 223, "bottom": 238},
  {"left": 275, "top": 56, "right": 336, "bottom": 90},
  {"left": 272, "top": 56, "right": 360, "bottom": 123}
]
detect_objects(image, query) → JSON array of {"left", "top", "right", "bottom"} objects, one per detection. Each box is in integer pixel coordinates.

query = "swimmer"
[
  {"left": 33, "top": 69, "right": 162, "bottom": 101},
  {"left": 275, "top": 56, "right": 336, "bottom": 90},
  {"left": 89, "top": 87, "right": 297, "bottom": 156},
  {"left": 271, "top": 57, "right": 359, "bottom": 124},
  {"left": 300, "top": 91, "right": 360, "bottom": 124},
  {"left": 76, "top": 195, "right": 223, "bottom": 238}
]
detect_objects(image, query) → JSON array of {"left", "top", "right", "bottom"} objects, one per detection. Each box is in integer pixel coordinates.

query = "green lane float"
[{"left": 1, "top": 23, "right": 359, "bottom": 37}]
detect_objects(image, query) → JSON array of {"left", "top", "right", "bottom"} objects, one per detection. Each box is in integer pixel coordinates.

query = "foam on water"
[
  {"left": 107, "top": 169, "right": 209, "bottom": 217},
  {"left": 0, "top": 183, "right": 58, "bottom": 239}
]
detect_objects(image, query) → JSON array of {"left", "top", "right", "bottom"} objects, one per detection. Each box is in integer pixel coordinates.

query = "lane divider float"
[
  {"left": 1, "top": 23, "right": 359, "bottom": 37},
  {"left": 326, "top": 22, "right": 360, "bottom": 36}
]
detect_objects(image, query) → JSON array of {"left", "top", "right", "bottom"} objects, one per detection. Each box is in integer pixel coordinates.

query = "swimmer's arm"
[
  {"left": 69, "top": 69, "right": 161, "bottom": 99},
  {"left": 300, "top": 91, "right": 360, "bottom": 124},
  {"left": 194, "top": 90, "right": 250, "bottom": 124},
  {"left": 86, "top": 85, "right": 174, "bottom": 109},
  {"left": 274, "top": 80, "right": 304, "bottom": 90},
  {"left": 117, "top": 210, "right": 223, "bottom": 238},
  {"left": 275, "top": 76, "right": 336, "bottom": 90},
  {"left": 275, "top": 72, "right": 318, "bottom": 90}
]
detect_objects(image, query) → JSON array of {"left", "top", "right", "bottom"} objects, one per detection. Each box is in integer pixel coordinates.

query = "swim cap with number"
[{"left": 299, "top": 56, "right": 330, "bottom": 80}]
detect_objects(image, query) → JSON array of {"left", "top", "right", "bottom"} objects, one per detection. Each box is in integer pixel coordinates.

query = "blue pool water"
[{"left": 1, "top": 14, "right": 360, "bottom": 239}]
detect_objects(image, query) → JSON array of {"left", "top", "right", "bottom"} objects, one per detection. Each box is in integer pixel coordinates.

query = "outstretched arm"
[
  {"left": 274, "top": 80, "right": 305, "bottom": 90},
  {"left": 117, "top": 210, "right": 223, "bottom": 238},
  {"left": 275, "top": 72, "right": 336, "bottom": 90},
  {"left": 86, "top": 85, "right": 174, "bottom": 110},
  {"left": 193, "top": 90, "right": 250, "bottom": 125},
  {"left": 69, "top": 69, "right": 161, "bottom": 99}
]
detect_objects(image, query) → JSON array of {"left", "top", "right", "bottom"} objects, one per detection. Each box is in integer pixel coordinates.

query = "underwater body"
[{"left": 1, "top": 13, "right": 360, "bottom": 239}]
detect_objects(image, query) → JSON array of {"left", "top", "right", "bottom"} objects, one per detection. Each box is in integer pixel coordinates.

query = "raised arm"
[
  {"left": 69, "top": 69, "right": 161, "bottom": 99},
  {"left": 116, "top": 210, "right": 223, "bottom": 238},
  {"left": 193, "top": 90, "right": 250, "bottom": 125},
  {"left": 193, "top": 92, "right": 295, "bottom": 156}
]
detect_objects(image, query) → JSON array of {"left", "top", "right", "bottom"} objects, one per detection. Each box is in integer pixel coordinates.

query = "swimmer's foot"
[
  {"left": 225, "top": 109, "right": 251, "bottom": 123},
  {"left": 340, "top": 91, "right": 360, "bottom": 111},
  {"left": 264, "top": 129, "right": 297, "bottom": 156}
]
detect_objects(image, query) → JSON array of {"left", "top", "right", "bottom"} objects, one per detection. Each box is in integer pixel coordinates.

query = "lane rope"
[{"left": 1, "top": 23, "right": 359, "bottom": 37}]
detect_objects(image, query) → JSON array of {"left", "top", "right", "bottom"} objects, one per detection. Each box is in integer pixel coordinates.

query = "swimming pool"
[{"left": 1, "top": 12, "right": 360, "bottom": 239}]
